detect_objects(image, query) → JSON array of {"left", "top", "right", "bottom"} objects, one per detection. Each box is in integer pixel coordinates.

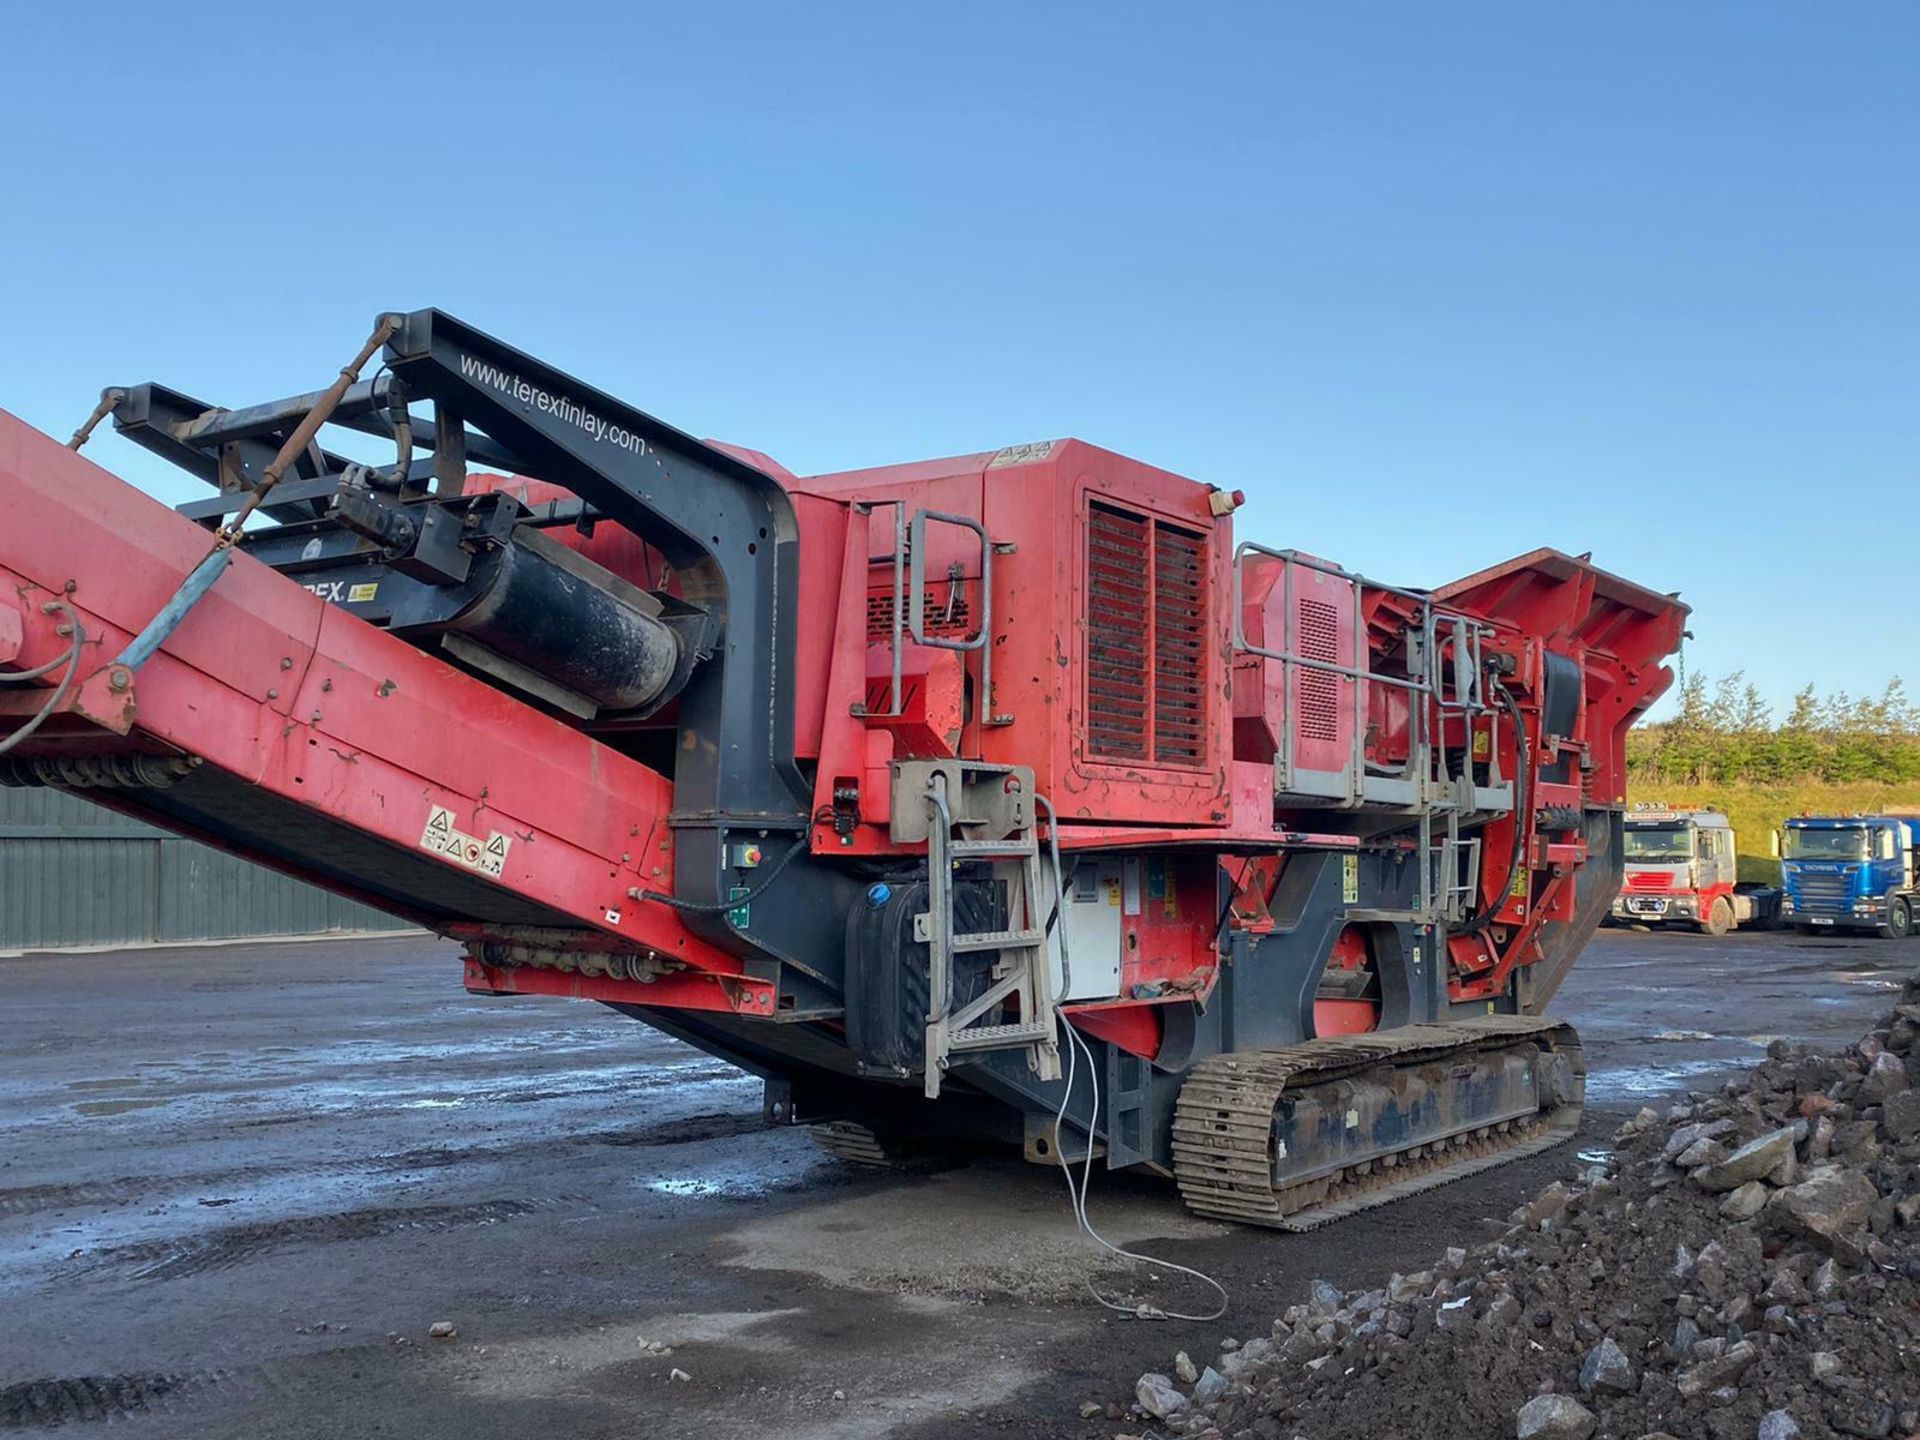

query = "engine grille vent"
[
  {"left": 1086, "top": 501, "right": 1209, "bottom": 767},
  {"left": 1794, "top": 874, "right": 1848, "bottom": 905},
  {"left": 1296, "top": 597, "right": 1341, "bottom": 743},
  {"left": 1153, "top": 524, "right": 1207, "bottom": 764},
  {"left": 866, "top": 587, "right": 973, "bottom": 642}
]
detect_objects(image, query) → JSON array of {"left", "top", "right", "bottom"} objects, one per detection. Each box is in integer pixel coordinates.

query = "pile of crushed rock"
[{"left": 1123, "top": 970, "right": 1920, "bottom": 1440}]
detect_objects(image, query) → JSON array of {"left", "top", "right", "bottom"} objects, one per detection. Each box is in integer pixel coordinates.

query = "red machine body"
[{"left": 0, "top": 310, "right": 1687, "bottom": 1220}]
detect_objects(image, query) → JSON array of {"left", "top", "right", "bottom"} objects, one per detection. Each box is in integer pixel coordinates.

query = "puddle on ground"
[
  {"left": 644, "top": 1167, "right": 792, "bottom": 1201},
  {"left": 72, "top": 1099, "right": 168, "bottom": 1117},
  {"left": 66, "top": 1078, "right": 143, "bottom": 1092},
  {"left": 1585, "top": 1058, "right": 1733, "bottom": 1101},
  {"left": 648, "top": 1178, "right": 726, "bottom": 1198}
]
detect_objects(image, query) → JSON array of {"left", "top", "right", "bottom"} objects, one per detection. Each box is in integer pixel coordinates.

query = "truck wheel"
[
  {"left": 1699, "top": 897, "right": 1733, "bottom": 937},
  {"left": 1881, "top": 897, "right": 1914, "bottom": 940}
]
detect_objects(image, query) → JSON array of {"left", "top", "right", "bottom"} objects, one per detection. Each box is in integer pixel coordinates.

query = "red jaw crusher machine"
[{"left": 0, "top": 311, "right": 1684, "bottom": 1226}]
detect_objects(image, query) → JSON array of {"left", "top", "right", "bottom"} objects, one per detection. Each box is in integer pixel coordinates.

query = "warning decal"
[{"left": 419, "top": 804, "right": 511, "bottom": 879}]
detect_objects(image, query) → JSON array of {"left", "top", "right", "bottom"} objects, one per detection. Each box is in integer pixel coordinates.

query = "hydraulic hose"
[
  {"left": 109, "top": 318, "right": 402, "bottom": 677},
  {"left": 1455, "top": 678, "right": 1529, "bottom": 936},
  {"left": 0, "top": 601, "right": 87, "bottom": 682},
  {"left": 633, "top": 824, "right": 812, "bottom": 915},
  {"left": 0, "top": 603, "right": 87, "bottom": 759}
]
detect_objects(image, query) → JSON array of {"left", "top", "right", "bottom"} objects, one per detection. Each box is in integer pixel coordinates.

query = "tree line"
[{"left": 1626, "top": 674, "right": 1920, "bottom": 787}]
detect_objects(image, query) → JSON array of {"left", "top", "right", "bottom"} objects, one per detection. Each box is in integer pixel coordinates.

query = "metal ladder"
[
  {"left": 920, "top": 769, "right": 1061, "bottom": 1099},
  {"left": 1435, "top": 807, "right": 1484, "bottom": 926}
]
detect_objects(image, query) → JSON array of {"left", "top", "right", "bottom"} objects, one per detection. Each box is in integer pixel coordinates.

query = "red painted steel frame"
[
  {"left": 2, "top": 395, "right": 1683, "bottom": 1029},
  {"left": 0, "top": 410, "right": 766, "bottom": 1013}
]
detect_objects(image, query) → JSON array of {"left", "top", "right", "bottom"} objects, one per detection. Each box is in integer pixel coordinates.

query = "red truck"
[{"left": 1612, "top": 806, "right": 1781, "bottom": 935}]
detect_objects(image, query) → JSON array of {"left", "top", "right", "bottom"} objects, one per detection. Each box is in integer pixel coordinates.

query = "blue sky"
[{"left": 3, "top": 3, "right": 1914, "bottom": 718}]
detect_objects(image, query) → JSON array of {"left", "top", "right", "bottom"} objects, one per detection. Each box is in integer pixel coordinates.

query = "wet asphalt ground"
[{"left": 1, "top": 925, "right": 1913, "bottom": 1438}]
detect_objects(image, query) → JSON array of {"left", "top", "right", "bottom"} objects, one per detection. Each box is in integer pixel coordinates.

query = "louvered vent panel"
[
  {"left": 1086, "top": 501, "right": 1209, "bottom": 767},
  {"left": 1086, "top": 505, "right": 1151, "bottom": 760},
  {"left": 1296, "top": 597, "right": 1341, "bottom": 743},
  {"left": 866, "top": 587, "right": 974, "bottom": 641},
  {"left": 1152, "top": 524, "right": 1207, "bottom": 764}
]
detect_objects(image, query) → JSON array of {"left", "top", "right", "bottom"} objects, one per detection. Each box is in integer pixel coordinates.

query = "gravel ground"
[
  {"left": 0, "top": 924, "right": 1911, "bottom": 1438},
  {"left": 1125, "top": 967, "right": 1920, "bottom": 1440}
]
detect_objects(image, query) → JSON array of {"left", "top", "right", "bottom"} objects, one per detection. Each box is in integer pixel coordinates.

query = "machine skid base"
[{"left": 1171, "top": 1016, "right": 1585, "bottom": 1231}]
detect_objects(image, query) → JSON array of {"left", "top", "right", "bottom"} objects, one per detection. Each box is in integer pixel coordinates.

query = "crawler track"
[
  {"left": 807, "top": 1120, "right": 901, "bottom": 1168},
  {"left": 1171, "top": 1015, "right": 1584, "bottom": 1230}
]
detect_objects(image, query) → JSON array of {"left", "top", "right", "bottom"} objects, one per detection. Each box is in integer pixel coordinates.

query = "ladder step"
[
  {"left": 949, "top": 1021, "right": 1055, "bottom": 1051},
  {"left": 951, "top": 928, "right": 1045, "bottom": 953},
  {"left": 949, "top": 838, "right": 1037, "bottom": 858}
]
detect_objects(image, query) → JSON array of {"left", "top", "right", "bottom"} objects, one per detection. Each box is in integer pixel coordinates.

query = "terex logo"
[{"left": 299, "top": 579, "right": 378, "bottom": 606}]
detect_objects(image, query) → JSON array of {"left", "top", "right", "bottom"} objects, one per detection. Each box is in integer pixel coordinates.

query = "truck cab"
[
  {"left": 1781, "top": 815, "right": 1920, "bottom": 938},
  {"left": 1611, "top": 807, "right": 1776, "bottom": 936}
]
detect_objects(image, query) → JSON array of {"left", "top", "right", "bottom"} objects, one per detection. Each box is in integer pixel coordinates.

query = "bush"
[
  {"left": 1627, "top": 674, "right": 1920, "bottom": 789},
  {"left": 1626, "top": 674, "right": 1920, "bottom": 881}
]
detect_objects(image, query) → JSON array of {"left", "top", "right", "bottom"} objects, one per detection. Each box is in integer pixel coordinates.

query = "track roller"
[
  {"left": 1171, "top": 1015, "right": 1584, "bottom": 1231},
  {"left": 807, "top": 1120, "right": 915, "bottom": 1169}
]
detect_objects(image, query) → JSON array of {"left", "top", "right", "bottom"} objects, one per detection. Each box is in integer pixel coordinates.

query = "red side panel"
[
  {"left": 1436, "top": 547, "right": 1686, "bottom": 810},
  {"left": 1433, "top": 548, "right": 1688, "bottom": 1003},
  {"left": 1236, "top": 553, "right": 1360, "bottom": 777},
  {"left": 0, "top": 409, "right": 764, "bottom": 1009}
]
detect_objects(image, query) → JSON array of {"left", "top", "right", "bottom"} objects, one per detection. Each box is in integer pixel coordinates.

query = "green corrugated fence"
[{"left": 0, "top": 786, "right": 412, "bottom": 950}]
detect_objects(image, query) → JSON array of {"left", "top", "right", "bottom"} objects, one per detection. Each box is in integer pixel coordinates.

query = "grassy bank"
[{"left": 1623, "top": 780, "right": 1920, "bottom": 883}]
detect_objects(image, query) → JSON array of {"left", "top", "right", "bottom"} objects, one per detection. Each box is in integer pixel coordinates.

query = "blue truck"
[{"left": 1780, "top": 813, "right": 1920, "bottom": 938}]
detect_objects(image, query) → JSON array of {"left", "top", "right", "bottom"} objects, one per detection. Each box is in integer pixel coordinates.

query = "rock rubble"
[{"left": 1123, "top": 971, "right": 1920, "bottom": 1440}]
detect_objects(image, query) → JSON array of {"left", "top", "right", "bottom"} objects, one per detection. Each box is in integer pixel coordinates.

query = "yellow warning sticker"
[
  {"left": 1342, "top": 854, "right": 1359, "bottom": 904},
  {"left": 419, "top": 804, "right": 511, "bottom": 879},
  {"left": 1471, "top": 729, "right": 1490, "bottom": 759},
  {"left": 348, "top": 582, "right": 379, "bottom": 603}
]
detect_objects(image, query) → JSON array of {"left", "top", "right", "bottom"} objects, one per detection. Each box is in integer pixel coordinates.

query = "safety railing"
[
  {"left": 860, "top": 504, "right": 1002, "bottom": 730},
  {"left": 1230, "top": 543, "right": 1503, "bottom": 925}
]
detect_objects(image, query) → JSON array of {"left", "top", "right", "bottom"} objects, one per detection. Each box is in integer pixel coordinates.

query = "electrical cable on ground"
[
  {"left": 1035, "top": 791, "right": 1228, "bottom": 1324},
  {"left": 1052, "top": 1018, "right": 1229, "bottom": 1323}
]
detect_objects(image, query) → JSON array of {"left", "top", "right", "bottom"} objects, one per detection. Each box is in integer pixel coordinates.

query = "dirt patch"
[
  {"left": 72, "top": 1200, "right": 539, "bottom": 1282},
  {"left": 720, "top": 1165, "right": 1228, "bottom": 1305}
]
